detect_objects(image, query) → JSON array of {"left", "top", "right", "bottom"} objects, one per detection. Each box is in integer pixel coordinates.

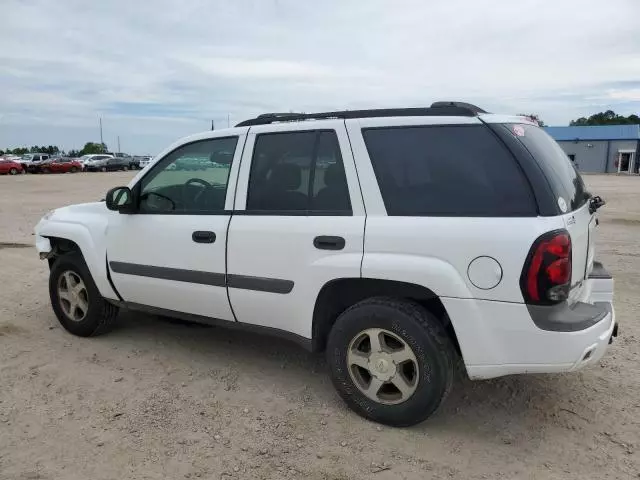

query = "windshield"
[
  {"left": 511, "top": 124, "right": 590, "bottom": 212},
  {"left": 21, "top": 154, "right": 33, "bottom": 160}
]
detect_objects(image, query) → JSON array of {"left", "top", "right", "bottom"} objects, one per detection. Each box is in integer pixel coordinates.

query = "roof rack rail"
[{"left": 235, "top": 101, "right": 488, "bottom": 127}]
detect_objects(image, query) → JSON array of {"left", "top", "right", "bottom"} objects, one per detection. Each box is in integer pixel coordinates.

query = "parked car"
[
  {"left": 137, "top": 156, "right": 153, "bottom": 168},
  {"left": 173, "top": 156, "right": 212, "bottom": 171},
  {"left": 83, "top": 155, "right": 115, "bottom": 171},
  {"left": 0, "top": 158, "right": 24, "bottom": 175},
  {"left": 112, "top": 152, "right": 140, "bottom": 169},
  {"left": 87, "top": 156, "right": 132, "bottom": 172},
  {"left": 38, "top": 157, "right": 83, "bottom": 174},
  {"left": 21, "top": 153, "right": 51, "bottom": 172},
  {"left": 79, "top": 154, "right": 113, "bottom": 167},
  {"left": 34, "top": 102, "right": 615, "bottom": 427}
]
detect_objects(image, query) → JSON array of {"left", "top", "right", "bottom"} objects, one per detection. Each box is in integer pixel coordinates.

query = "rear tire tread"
[{"left": 327, "top": 296, "right": 456, "bottom": 426}]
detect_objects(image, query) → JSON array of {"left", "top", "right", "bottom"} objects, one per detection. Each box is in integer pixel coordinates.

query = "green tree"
[
  {"left": 67, "top": 149, "right": 81, "bottom": 157},
  {"left": 570, "top": 110, "right": 640, "bottom": 126},
  {"left": 80, "top": 142, "right": 108, "bottom": 155},
  {"left": 518, "top": 113, "right": 545, "bottom": 127}
]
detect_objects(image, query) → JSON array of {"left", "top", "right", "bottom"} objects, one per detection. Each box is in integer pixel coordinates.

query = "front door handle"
[
  {"left": 314, "top": 236, "right": 345, "bottom": 250},
  {"left": 192, "top": 231, "right": 216, "bottom": 244}
]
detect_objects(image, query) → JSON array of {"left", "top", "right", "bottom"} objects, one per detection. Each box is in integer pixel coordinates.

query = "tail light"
[{"left": 520, "top": 230, "right": 572, "bottom": 305}]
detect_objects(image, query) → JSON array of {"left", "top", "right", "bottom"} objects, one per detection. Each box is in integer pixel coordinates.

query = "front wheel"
[
  {"left": 49, "top": 253, "right": 119, "bottom": 337},
  {"left": 122, "top": 165, "right": 129, "bottom": 171},
  {"left": 70, "top": 166, "right": 78, "bottom": 173},
  {"left": 9, "top": 168, "right": 18, "bottom": 175},
  {"left": 326, "top": 297, "right": 456, "bottom": 427},
  {"left": 42, "top": 168, "right": 50, "bottom": 174},
  {"left": 101, "top": 166, "right": 107, "bottom": 172}
]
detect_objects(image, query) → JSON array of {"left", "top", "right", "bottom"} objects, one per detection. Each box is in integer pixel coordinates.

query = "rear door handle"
[
  {"left": 192, "top": 231, "right": 216, "bottom": 243},
  {"left": 313, "top": 236, "right": 345, "bottom": 250}
]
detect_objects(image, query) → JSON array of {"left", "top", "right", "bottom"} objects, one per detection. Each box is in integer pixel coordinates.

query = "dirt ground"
[{"left": 0, "top": 172, "right": 638, "bottom": 480}]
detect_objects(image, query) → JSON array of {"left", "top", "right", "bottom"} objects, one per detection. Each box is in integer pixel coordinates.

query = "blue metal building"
[{"left": 545, "top": 125, "right": 640, "bottom": 173}]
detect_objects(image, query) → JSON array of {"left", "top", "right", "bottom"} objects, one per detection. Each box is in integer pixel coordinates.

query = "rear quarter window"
[
  {"left": 509, "top": 124, "right": 590, "bottom": 212},
  {"left": 362, "top": 125, "right": 537, "bottom": 217}
]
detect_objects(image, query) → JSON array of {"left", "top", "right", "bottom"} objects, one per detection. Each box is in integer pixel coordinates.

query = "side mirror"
[{"left": 105, "top": 186, "right": 135, "bottom": 213}]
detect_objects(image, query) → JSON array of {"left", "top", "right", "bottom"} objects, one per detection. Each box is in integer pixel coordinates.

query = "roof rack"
[{"left": 235, "top": 101, "right": 487, "bottom": 127}]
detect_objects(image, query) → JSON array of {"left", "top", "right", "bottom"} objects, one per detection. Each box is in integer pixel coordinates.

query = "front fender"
[{"left": 35, "top": 217, "right": 118, "bottom": 300}]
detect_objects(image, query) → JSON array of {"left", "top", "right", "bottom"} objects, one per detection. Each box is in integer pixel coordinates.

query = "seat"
[
  {"left": 256, "top": 164, "right": 308, "bottom": 210},
  {"left": 314, "top": 164, "right": 350, "bottom": 211}
]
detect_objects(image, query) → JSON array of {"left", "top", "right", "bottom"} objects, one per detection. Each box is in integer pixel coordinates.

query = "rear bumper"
[{"left": 445, "top": 262, "right": 616, "bottom": 380}]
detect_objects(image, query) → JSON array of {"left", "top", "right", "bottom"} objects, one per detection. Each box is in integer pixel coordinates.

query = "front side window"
[
  {"left": 138, "top": 137, "right": 238, "bottom": 213},
  {"left": 246, "top": 130, "right": 351, "bottom": 213},
  {"left": 362, "top": 125, "right": 536, "bottom": 217}
]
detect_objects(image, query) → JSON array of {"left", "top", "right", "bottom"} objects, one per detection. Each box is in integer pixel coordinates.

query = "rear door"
[
  {"left": 226, "top": 120, "right": 365, "bottom": 339},
  {"left": 510, "top": 124, "right": 594, "bottom": 292}
]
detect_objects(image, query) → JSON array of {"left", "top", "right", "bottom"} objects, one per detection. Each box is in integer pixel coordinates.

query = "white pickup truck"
[{"left": 34, "top": 102, "right": 616, "bottom": 426}]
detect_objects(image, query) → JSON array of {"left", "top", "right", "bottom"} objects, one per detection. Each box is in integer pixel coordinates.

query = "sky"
[{"left": 1, "top": 0, "right": 639, "bottom": 154}]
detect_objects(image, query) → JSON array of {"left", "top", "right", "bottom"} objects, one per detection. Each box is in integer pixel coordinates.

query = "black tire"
[
  {"left": 123, "top": 165, "right": 129, "bottom": 171},
  {"left": 9, "top": 168, "right": 18, "bottom": 175},
  {"left": 101, "top": 166, "right": 107, "bottom": 172},
  {"left": 42, "top": 168, "right": 50, "bottom": 174},
  {"left": 49, "top": 253, "right": 119, "bottom": 337},
  {"left": 70, "top": 166, "right": 78, "bottom": 173},
  {"left": 326, "top": 297, "right": 455, "bottom": 427}
]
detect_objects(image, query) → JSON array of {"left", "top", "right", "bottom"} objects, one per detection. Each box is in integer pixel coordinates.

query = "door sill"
[{"left": 107, "top": 300, "right": 313, "bottom": 351}]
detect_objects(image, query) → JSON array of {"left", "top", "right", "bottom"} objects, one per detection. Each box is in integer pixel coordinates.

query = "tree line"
[
  {"left": 1, "top": 142, "right": 108, "bottom": 157},
  {"left": 570, "top": 110, "right": 640, "bottom": 126}
]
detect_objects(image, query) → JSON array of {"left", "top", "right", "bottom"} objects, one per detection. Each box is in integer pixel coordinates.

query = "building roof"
[{"left": 545, "top": 125, "right": 640, "bottom": 141}]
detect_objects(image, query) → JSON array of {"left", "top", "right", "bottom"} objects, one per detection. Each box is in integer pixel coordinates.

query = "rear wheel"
[
  {"left": 101, "top": 166, "right": 107, "bottom": 172},
  {"left": 70, "top": 166, "right": 78, "bottom": 173},
  {"left": 49, "top": 253, "right": 119, "bottom": 337},
  {"left": 9, "top": 168, "right": 18, "bottom": 175},
  {"left": 123, "top": 165, "right": 129, "bottom": 171},
  {"left": 42, "top": 167, "right": 50, "bottom": 174},
  {"left": 327, "top": 297, "right": 455, "bottom": 427}
]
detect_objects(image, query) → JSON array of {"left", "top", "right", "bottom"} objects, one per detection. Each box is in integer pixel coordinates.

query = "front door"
[
  {"left": 226, "top": 121, "right": 365, "bottom": 339},
  {"left": 106, "top": 133, "right": 245, "bottom": 321}
]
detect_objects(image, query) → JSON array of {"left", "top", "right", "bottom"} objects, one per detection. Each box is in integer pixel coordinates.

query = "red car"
[
  {"left": 0, "top": 159, "right": 24, "bottom": 175},
  {"left": 39, "top": 158, "right": 83, "bottom": 174}
]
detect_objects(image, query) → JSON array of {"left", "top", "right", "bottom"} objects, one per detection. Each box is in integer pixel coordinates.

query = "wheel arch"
[
  {"left": 38, "top": 224, "right": 118, "bottom": 300},
  {"left": 311, "top": 278, "right": 461, "bottom": 356}
]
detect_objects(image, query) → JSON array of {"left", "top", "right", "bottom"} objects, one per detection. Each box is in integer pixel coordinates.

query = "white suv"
[{"left": 34, "top": 102, "right": 616, "bottom": 426}]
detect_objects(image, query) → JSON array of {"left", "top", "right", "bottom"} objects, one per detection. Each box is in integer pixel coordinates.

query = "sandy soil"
[{"left": 0, "top": 172, "right": 638, "bottom": 480}]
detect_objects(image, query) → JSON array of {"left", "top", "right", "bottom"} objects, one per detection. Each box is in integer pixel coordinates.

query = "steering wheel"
[{"left": 184, "top": 178, "right": 212, "bottom": 207}]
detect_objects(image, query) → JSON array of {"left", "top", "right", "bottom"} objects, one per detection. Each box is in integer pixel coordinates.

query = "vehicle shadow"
[{"left": 108, "top": 310, "right": 584, "bottom": 438}]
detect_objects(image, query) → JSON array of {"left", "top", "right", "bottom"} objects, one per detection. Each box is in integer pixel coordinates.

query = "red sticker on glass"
[{"left": 512, "top": 125, "right": 525, "bottom": 137}]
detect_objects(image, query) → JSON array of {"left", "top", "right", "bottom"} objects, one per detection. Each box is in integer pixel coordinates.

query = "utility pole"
[
  {"left": 211, "top": 120, "right": 215, "bottom": 131},
  {"left": 117, "top": 136, "right": 121, "bottom": 153},
  {"left": 99, "top": 117, "right": 104, "bottom": 150},
  {"left": 227, "top": 113, "right": 230, "bottom": 128}
]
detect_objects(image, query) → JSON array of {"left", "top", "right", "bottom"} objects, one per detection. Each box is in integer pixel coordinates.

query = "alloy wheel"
[
  {"left": 347, "top": 328, "right": 419, "bottom": 405},
  {"left": 57, "top": 270, "right": 89, "bottom": 322}
]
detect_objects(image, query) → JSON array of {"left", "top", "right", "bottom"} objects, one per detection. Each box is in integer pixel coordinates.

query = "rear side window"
[
  {"left": 246, "top": 130, "right": 351, "bottom": 214},
  {"left": 362, "top": 125, "right": 536, "bottom": 216},
  {"left": 511, "top": 124, "right": 590, "bottom": 212}
]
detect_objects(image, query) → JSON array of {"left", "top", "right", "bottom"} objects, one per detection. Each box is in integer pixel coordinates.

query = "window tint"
[
  {"left": 246, "top": 130, "right": 350, "bottom": 213},
  {"left": 138, "top": 137, "right": 238, "bottom": 213},
  {"left": 513, "top": 124, "right": 590, "bottom": 212},
  {"left": 362, "top": 125, "right": 536, "bottom": 217}
]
